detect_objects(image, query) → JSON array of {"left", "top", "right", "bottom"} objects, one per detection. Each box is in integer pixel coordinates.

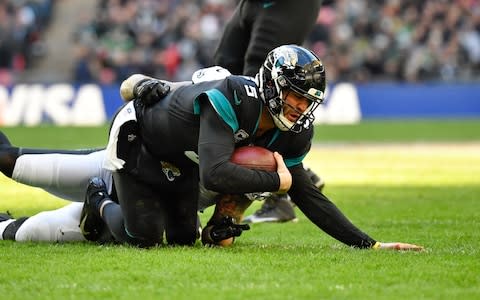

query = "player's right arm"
[{"left": 197, "top": 99, "right": 281, "bottom": 194}]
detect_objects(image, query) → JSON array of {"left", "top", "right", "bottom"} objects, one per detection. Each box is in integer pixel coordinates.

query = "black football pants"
[{"left": 214, "top": 0, "right": 322, "bottom": 76}]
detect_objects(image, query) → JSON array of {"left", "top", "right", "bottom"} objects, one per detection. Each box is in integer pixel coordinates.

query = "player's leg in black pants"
[
  {"left": 102, "top": 170, "right": 166, "bottom": 247},
  {"left": 213, "top": 0, "right": 251, "bottom": 75},
  {"left": 242, "top": 0, "right": 322, "bottom": 76},
  {"left": 164, "top": 167, "right": 199, "bottom": 246}
]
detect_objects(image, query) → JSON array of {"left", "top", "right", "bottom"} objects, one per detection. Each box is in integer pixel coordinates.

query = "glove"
[
  {"left": 133, "top": 78, "right": 171, "bottom": 106},
  {"left": 120, "top": 74, "right": 151, "bottom": 101},
  {"left": 202, "top": 216, "right": 250, "bottom": 246},
  {"left": 373, "top": 241, "right": 424, "bottom": 251}
]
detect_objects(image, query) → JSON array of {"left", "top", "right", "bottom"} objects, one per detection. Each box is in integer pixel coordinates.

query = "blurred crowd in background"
[
  {"left": 1, "top": 0, "right": 480, "bottom": 85},
  {"left": 73, "top": 0, "right": 237, "bottom": 84},
  {"left": 0, "top": 0, "right": 54, "bottom": 83}
]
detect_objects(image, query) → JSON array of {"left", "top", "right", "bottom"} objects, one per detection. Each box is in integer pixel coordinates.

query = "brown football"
[{"left": 230, "top": 146, "right": 277, "bottom": 172}]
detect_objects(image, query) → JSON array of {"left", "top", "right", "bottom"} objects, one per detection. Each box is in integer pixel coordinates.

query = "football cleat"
[
  {"left": 79, "top": 177, "right": 109, "bottom": 241},
  {"left": 243, "top": 193, "right": 298, "bottom": 224},
  {"left": 305, "top": 167, "right": 325, "bottom": 191},
  {"left": 0, "top": 131, "right": 19, "bottom": 178},
  {"left": 0, "top": 131, "right": 11, "bottom": 146}
]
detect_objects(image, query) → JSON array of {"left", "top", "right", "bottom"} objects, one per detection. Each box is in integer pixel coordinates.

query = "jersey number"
[{"left": 244, "top": 85, "right": 258, "bottom": 98}]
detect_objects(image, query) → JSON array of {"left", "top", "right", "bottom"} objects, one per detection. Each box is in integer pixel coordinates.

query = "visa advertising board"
[{"left": 0, "top": 82, "right": 479, "bottom": 126}]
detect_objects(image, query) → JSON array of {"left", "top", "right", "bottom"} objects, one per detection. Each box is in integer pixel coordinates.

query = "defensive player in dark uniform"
[
  {"left": 81, "top": 45, "right": 423, "bottom": 250},
  {"left": 214, "top": 0, "right": 325, "bottom": 223}
]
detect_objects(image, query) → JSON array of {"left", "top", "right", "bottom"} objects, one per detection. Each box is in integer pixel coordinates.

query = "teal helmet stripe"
[
  {"left": 194, "top": 89, "right": 239, "bottom": 132},
  {"left": 284, "top": 153, "right": 307, "bottom": 167}
]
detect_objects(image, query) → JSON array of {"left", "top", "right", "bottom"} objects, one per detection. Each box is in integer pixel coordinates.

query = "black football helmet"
[{"left": 258, "top": 45, "right": 326, "bottom": 132}]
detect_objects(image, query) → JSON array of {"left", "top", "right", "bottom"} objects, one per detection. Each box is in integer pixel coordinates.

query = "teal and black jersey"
[
  {"left": 134, "top": 75, "right": 375, "bottom": 248},
  {"left": 197, "top": 76, "right": 313, "bottom": 168},
  {"left": 138, "top": 75, "right": 311, "bottom": 193}
]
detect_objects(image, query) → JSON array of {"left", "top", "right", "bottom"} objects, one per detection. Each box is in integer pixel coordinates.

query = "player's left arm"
[
  {"left": 288, "top": 165, "right": 423, "bottom": 251},
  {"left": 288, "top": 164, "right": 377, "bottom": 248}
]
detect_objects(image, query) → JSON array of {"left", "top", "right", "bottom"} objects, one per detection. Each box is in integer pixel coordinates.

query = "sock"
[
  {"left": 99, "top": 199, "right": 114, "bottom": 218},
  {"left": 101, "top": 203, "right": 131, "bottom": 242},
  {"left": 0, "top": 219, "right": 15, "bottom": 240},
  {"left": 1, "top": 217, "right": 29, "bottom": 240}
]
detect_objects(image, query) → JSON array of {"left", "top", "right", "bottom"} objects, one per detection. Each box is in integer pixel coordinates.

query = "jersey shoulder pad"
[
  {"left": 195, "top": 76, "right": 261, "bottom": 135},
  {"left": 192, "top": 66, "right": 232, "bottom": 83}
]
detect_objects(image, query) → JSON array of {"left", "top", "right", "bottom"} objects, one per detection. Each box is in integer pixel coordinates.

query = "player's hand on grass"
[
  {"left": 374, "top": 241, "right": 424, "bottom": 251},
  {"left": 202, "top": 216, "right": 250, "bottom": 247},
  {"left": 274, "top": 152, "right": 292, "bottom": 193}
]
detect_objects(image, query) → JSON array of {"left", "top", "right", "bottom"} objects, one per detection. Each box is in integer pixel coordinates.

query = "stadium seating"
[
  {"left": 0, "top": 0, "right": 54, "bottom": 85},
  {"left": 2, "top": 0, "right": 480, "bottom": 84}
]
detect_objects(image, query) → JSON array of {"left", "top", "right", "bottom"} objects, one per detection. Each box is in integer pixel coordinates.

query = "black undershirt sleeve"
[
  {"left": 197, "top": 99, "right": 280, "bottom": 194},
  {"left": 288, "top": 164, "right": 377, "bottom": 248}
]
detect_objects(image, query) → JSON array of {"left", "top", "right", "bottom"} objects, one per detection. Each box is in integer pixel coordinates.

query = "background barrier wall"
[{"left": 0, "top": 83, "right": 479, "bottom": 126}]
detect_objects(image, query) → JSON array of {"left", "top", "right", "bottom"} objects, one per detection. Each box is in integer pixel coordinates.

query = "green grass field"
[{"left": 1, "top": 120, "right": 479, "bottom": 299}]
